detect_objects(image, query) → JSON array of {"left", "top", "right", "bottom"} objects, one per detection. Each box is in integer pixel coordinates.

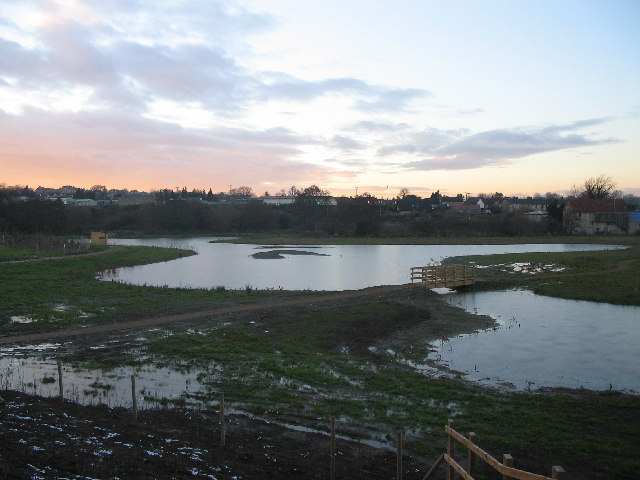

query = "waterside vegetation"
[
  {"left": 0, "top": 236, "right": 638, "bottom": 478},
  {"left": 441, "top": 235, "right": 640, "bottom": 305}
]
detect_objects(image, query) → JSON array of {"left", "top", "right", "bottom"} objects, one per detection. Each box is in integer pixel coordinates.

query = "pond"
[
  {"left": 433, "top": 289, "right": 640, "bottom": 393},
  {"left": 102, "top": 238, "right": 623, "bottom": 291}
]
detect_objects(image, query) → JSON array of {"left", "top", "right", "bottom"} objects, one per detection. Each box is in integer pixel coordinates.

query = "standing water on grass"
[
  {"left": 0, "top": 353, "right": 211, "bottom": 409},
  {"left": 432, "top": 290, "right": 640, "bottom": 393}
]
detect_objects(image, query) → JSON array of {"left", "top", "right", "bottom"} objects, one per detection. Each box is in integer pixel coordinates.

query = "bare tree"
[
  {"left": 398, "top": 187, "right": 410, "bottom": 199},
  {"left": 575, "top": 175, "right": 617, "bottom": 199}
]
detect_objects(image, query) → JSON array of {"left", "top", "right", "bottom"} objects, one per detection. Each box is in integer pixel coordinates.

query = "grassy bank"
[
  {"left": 226, "top": 233, "right": 638, "bottom": 246},
  {"left": 0, "top": 245, "right": 302, "bottom": 336},
  {"left": 443, "top": 236, "right": 640, "bottom": 305},
  {"left": 0, "top": 244, "right": 72, "bottom": 262}
]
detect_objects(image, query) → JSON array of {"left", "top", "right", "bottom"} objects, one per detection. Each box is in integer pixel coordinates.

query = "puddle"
[{"left": 0, "top": 357, "right": 215, "bottom": 408}]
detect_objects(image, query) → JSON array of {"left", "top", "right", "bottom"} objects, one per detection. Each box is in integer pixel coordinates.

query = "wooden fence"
[
  {"left": 411, "top": 265, "right": 477, "bottom": 288},
  {"left": 424, "top": 420, "right": 565, "bottom": 480}
]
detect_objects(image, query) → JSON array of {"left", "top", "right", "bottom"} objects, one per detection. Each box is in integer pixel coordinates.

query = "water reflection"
[
  {"left": 435, "top": 290, "right": 640, "bottom": 392},
  {"left": 102, "top": 238, "right": 623, "bottom": 291},
  {"left": 0, "top": 355, "right": 210, "bottom": 408}
]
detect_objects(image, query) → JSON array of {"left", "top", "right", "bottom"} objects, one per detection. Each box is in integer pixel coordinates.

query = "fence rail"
[
  {"left": 411, "top": 265, "right": 476, "bottom": 288},
  {"left": 424, "top": 420, "right": 565, "bottom": 480}
]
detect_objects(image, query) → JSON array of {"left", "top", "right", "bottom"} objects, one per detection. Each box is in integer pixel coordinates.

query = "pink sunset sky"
[{"left": 1, "top": 0, "right": 639, "bottom": 198}]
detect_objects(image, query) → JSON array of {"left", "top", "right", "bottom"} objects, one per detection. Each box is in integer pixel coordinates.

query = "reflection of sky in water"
[
  {"left": 0, "top": 356, "right": 211, "bottom": 408},
  {"left": 437, "top": 290, "right": 640, "bottom": 393},
  {"left": 102, "top": 238, "right": 623, "bottom": 291}
]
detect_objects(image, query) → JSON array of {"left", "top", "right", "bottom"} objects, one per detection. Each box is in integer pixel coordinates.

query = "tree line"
[
  {"left": 1, "top": 176, "right": 636, "bottom": 239},
  {"left": 0, "top": 191, "right": 556, "bottom": 238}
]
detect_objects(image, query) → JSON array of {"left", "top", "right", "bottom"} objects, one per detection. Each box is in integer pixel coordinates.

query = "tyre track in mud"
[{"left": 0, "top": 283, "right": 420, "bottom": 346}]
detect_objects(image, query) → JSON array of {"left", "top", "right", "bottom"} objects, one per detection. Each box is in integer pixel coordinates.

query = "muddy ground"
[
  {"left": 0, "top": 285, "right": 498, "bottom": 479},
  {"left": 1, "top": 389, "right": 408, "bottom": 479}
]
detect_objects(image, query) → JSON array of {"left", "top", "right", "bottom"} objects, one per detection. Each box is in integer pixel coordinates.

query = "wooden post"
[
  {"left": 57, "top": 361, "right": 63, "bottom": 403},
  {"left": 397, "top": 431, "right": 403, "bottom": 480},
  {"left": 330, "top": 417, "right": 336, "bottom": 480},
  {"left": 131, "top": 374, "right": 138, "bottom": 421},
  {"left": 467, "top": 432, "right": 477, "bottom": 477},
  {"left": 552, "top": 466, "right": 566, "bottom": 479},
  {"left": 447, "top": 420, "right": 455, "bottom": 480},
  {"left": 219, "top": 393, "right": 225, "bottom": 447},
  {"left": 502, "top": 454, "right": 513, "bottom": 480}
]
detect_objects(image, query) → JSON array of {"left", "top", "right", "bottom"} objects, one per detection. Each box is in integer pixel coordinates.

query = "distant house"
[
  {"left": 440, "top": 194, "right": 465, "bottom": 207},
  {"left": 68, "top": 198, "right": 98, "bottom": 207},
  {"left": 466, "top": 197, "right": 486, "bottom": 210},
  {"left": 452, "top": 204, "right": 481, "bottom": 214},
  {"left": 261, "top": 195, "right": 296, "bottom": 206},
  {"left": 261, "top": 195, "right": 337, "bottom": 207},
  {"left": 563, "top": 198, "right": 629, "bottom": 234},
  {"left": 60, "top": 185, "right": 77, "bottom": 197},
  {"left": 397, "top": 195, "right": 432, "bottom": 212},
  {"left": 502, "top": 197, "right": 547, "bottom": 213},
  {"left": 629, "top": 211, "right": 640, "bottom": 235}
]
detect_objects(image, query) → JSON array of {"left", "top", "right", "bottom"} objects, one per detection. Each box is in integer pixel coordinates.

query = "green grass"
[
  {"left": 141, "top": 297, "right": 640, "bottom": 478},
  {"left": 443, "top": 236, "right": 640, "bottom": 305},
  {"left": 147, "top": 317, "right": 637, "bottom": 478},
  {"left": 0, "top": 244, "right": 69, "bottom": 261},
  {"left": 0, "top": 245, "right": 299, "bottom": 335}
]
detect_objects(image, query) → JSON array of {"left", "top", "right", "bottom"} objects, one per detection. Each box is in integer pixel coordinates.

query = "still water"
[
  {"left": 0, "top": 355, "right": 206, "bottom": 409},
  {"left": 102, "top": 237, "right": 623, "bottom": 290},
  {"left": 2, "top": 239, "right": 634, "bottom": 403},
  {"left": 435, "top": 290, "right": 640, "bottom": 393}
]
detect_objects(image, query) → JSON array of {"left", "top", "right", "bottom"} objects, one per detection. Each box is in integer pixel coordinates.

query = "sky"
[{"left": 0, "top": 0, "right": 638, "bottom": 198}]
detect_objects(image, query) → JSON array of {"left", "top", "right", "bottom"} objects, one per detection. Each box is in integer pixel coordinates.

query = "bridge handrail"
[{"left": 424, "top": 420, "right": 565, "bottom": 480}]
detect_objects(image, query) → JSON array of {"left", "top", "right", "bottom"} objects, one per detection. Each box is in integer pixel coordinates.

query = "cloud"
[
  {"left": 258, "top": 73, "right": 430, "bottom": 111},
  {"left": 111, "top": 41, "right": 253, "bottom": 113},
  {"left": 389, "top": 121, "right": 618, "bottom": 171},
  {"left": 349, "top": 120, "right": 411, "bottom": 132},
  {"left": 377, "top": 127, "right": 468, "bottom": 156},
  {"left": 331, "top": 135, "right": 365, "bottom": 151},
  {"left": 1, "top": 1, "right": 430, "bottom": 120},
  {"left": 353, "top": 86, "right": 429, "bottom": 112},
  {"left": 0, "top": 38, "right": 48, "bottom": 86},
  {"left": 0, "top": 106, "right": 330, "bottom": 188},
  {"left": 456, "top": 108, "right": 485, "bottom": 116}
]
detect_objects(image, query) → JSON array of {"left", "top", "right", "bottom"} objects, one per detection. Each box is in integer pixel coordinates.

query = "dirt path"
[
  {"left": 2, "top": 246, "right": 122, "bottom": 264},
  {"left": 0, "top": 283, "right": 420, "bottom": 346}
]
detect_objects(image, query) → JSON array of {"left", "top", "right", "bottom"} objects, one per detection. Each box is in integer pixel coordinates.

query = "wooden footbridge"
[{"left": 410, "top": 264, "right": 477, "bottom": 288}]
